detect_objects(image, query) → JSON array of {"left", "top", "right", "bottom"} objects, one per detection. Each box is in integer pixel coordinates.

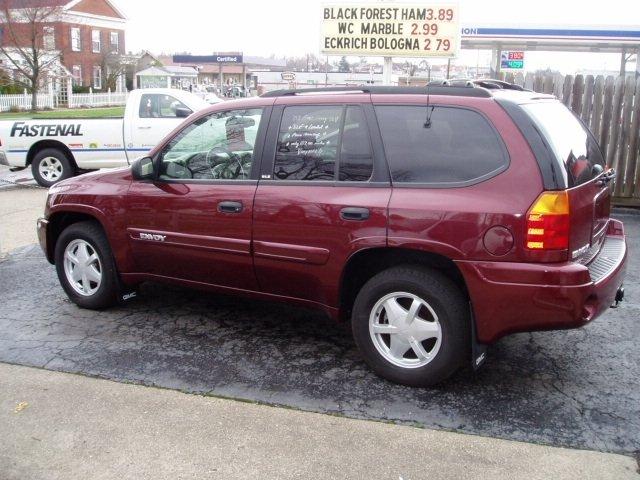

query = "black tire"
[
  {"left": 31, "top": 148, "right": 75, "bottom": 187},
  {"left": 351, "top": 265, "right": 469, "bottom": 387},
  {"left": 54, "top": 221, "right": 120, "bottom": 309}
]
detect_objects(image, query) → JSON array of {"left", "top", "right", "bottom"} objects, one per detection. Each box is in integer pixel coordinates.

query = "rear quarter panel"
[{"left": 376, "top": 96, "right": 544, "bottom": 263}]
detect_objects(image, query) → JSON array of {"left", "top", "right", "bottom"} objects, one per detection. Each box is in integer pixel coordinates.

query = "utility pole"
[{"left": 383, "top": 57, "right": 393, "bottom": 86}]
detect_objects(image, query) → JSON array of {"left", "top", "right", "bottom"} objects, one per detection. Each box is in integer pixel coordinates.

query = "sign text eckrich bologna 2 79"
[{"left": 321, "top": 4, "right": 460, "bottom": 58}]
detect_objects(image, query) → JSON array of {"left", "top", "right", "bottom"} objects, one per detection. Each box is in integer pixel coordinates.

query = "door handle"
[
  {"left": 340, "top": 207, "right": 370, "bottom": 221},
  {"left": 217, "top": 201, "right": 243, "bottom": 213},
  {"left": 137, "top": 126, "right": 152, "bottom": 130}
]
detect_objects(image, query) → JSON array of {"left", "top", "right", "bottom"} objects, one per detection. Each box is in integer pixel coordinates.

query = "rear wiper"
[{"left": 596, "top": 168, "right": 616, "bottom": 186}]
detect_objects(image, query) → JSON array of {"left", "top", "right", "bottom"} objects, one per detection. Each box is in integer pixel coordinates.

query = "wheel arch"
[
  {"left": 46, "top": 209, "right": 108, "bottom": 264},
  {"left": 27, "top": 140, "right": 77, "bottom": 169},
  {"left": 339, "top": 247, "right": 469, "bottom": 321}
]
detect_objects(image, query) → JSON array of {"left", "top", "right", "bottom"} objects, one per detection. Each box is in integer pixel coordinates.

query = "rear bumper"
[{"left": 457, "top": 219, "right": 627, "bottom": 344}]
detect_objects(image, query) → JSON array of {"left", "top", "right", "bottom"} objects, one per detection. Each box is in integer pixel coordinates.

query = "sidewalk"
[
  {"left": 0, "top": 174, "right": 47, "bottom": 255},
  {"left": 0, "top": 363, "right": 637, "bottom": 480}
]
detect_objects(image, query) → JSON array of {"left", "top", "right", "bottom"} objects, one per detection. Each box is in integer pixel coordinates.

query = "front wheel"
[
  {"left": 31, "top": 148, "right": 75, "bottom": 187},
  {"left": 351, "top": 266, "right": 469, "bottom": 387},
  {"left": 54, "top": 221, "right": 120, "bottom": 309}
]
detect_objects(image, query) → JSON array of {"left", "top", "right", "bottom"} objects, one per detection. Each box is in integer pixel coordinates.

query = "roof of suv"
[{"left": 261, "top": 80, "right": 556, "bottom": 104}]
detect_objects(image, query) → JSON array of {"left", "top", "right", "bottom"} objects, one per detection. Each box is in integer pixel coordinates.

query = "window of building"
[
  {"left": 110, "top": 32, "right": 119, "bottom": 53},
  {"left": 273, "top": 105, "right": 373, "bottom": 182},
  {"left": 43, "top": 26, "right": 55, "bottom": 50},
  {"left": 72, "top": 65, "right": 82, "bottom": 86},
  {"left": 71, "top": 27, "right": 81, "bottom": 52},
  {"left": 93, "top": 65, "right": 102, "bottom": 89},
  {"left": 159, "top": 108, "right": 263, "bottom": 180},
  {"left": 375, "top": 105, "right": 508, "bottom": 185},
  {"left": 92, "top": 30, "right": 101, "bottom": 53}
]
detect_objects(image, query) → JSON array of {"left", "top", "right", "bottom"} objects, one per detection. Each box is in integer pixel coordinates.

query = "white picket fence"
[
  {"left": 68, "top": 89, "right": 128, "bottom": 108},
  {"left": 0, "top": 89, "right": 128, "bottom": 111},
  {"left": 0, "top": 92, "right": 55, "bottom": 112}
]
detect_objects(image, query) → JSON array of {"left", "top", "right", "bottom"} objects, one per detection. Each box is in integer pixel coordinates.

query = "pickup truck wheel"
[
  {"left": 31, "top": 148, "right": 75, "bottom": 187},
  {"left": 54, "top": 221, "right": 119, "bottom": 309},
  {"left": 351, "top": 266, "right": 469, "bottom": 387}
]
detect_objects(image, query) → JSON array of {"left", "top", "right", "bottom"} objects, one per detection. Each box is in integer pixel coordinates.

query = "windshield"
[{"left": 522, "top": 101, "right": 605, "bottom": 187}]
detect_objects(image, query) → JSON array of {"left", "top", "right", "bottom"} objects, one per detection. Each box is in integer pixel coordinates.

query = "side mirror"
[
  {"left": 175, "top": 106, "right": 192, "bottom": 118},
  {"left": 131, "top": 156, "right": 155, "bottom": 180}
]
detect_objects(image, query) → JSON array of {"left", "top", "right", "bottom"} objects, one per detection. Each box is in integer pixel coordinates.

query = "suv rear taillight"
[{"left": 526, "top": 191, "right": 570, "bottom": 250}]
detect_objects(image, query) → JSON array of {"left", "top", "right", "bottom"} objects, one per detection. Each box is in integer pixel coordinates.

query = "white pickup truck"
[{"left": 0, "top": 88, "right": 210, "bottom": 186}]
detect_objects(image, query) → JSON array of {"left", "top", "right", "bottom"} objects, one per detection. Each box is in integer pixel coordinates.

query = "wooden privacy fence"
[{"left": 502, "top": 72, "right": 640, "bottom": 207}]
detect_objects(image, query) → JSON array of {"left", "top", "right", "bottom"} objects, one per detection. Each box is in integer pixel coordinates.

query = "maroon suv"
[{"left": 37, "top": 83, "right": 627, "bottom": 386}]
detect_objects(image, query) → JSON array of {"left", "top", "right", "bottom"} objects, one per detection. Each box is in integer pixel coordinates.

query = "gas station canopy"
[
  {"left": 461, "top": 24, "right": 640, "bottom": 74},
  {"left": 461, "top": 25, "right": 640, "bottom": 52}
]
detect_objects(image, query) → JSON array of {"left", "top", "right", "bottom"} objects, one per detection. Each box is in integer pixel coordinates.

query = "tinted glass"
[
  {"left": 340, "top": 106, "right": 373, "bottom": 182},
  {"left": 159, "top": 108, "right": 262, "bottom": 180},
  {"left": 274, "top": 105, "right": 342, "bottom": 181},
  {"left": 522, "top": 102, "right": 605, "bottom": 187},
  {"left": 139, "top": 94, "right": 189, "bottom": 118},
  {"left": 375, "top": 106, "right": 508, "bottom": 185},
  {"left": 273, "top": 105, "right": 373, "bottom": 182}
]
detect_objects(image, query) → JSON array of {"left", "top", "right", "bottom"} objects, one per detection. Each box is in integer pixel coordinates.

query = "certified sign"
[{"left": 321, "top": 3, "right": 459, "bottom": 57}]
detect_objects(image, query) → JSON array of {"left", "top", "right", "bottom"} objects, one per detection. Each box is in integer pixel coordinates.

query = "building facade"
[{"left": 0, "top": 0, "right": 127, "bottom": 91}]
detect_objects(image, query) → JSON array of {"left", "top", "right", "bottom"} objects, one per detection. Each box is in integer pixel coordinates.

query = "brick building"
[{"left": 0, "top": 0, "right": 127, "bottom": 91}]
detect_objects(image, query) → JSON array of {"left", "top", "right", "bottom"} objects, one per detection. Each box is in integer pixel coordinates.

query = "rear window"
[
  {"left": 375, "top": 105, "right": 508, "bottom": 185},
  {"left": 521, "top": 102, "right": 605, "bottom": 187}
]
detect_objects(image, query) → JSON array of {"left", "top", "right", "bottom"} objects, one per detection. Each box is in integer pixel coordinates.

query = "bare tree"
[
  {"left": 0, "top": 2, "right": 62, "bottom": 110},
  {"left": 100, "top": 53, "right": 128, "bottom": 92}
]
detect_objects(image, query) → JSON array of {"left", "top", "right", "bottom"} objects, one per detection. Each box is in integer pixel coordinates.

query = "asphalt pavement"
[{"left": 0, "top": 206, "right": 638, "bottom": 456}]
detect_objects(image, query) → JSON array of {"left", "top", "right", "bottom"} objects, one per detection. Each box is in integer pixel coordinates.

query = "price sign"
[
  {"left": 321, "top": 4, "right": 460, "bottom": 58},
  {"left": 501, "top": 51, "right": 525, "bottom": 69}
]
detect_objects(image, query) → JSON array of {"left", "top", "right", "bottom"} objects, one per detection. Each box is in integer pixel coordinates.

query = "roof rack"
[
  {"left": 260, "top": 85, "right": 493, "bottom": 98},
  {"left": 433, "top": 78, "right": 529, "bottom": 91}
]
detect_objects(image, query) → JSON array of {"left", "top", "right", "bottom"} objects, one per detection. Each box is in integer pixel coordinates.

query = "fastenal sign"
[{"left": 321, "top": 4, "right": 460, "bottom": 57}]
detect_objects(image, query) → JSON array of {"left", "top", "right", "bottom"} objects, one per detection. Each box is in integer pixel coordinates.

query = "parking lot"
[{"left": 0, "top": 182, "right": 638, "bottom": 456}]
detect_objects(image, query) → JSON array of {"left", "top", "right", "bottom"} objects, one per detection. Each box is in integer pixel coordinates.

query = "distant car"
[
  {"left": 37, "top": 82, "right": 627, "bottom": 387},
  {"left": 224, "top": 85, "right": 247, "bottom": 98},
  {"left": 203, "top": 92, "right": 224, "bottom": 104}
]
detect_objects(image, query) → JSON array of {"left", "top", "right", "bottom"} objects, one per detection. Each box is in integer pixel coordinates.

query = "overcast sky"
[{"left": 114, "top": 0, "right": 640, "bottom": 73}]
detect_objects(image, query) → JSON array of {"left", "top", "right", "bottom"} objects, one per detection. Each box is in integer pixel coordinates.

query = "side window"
[
  {"left": 375, "top": 105, "right": 508, "bottom": 185},
  {"left": 159, "top": 108, "right": 262, "bottom": 181},
  {"left": 340, "top": 106, "right": 373, "bottom": 181},
  {"left": 139, "top": 94, "right": 190, "bottom": 119},
  {"left": 273, "top": 105, "right": 373, "bottom": 182}
]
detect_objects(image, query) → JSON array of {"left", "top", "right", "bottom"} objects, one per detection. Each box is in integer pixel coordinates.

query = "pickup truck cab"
[
  {"left": 0, "top": 88, "right": 209, "bottom": 186},
  {"left": 37, "top": 82, "right": 627, "bottom": 387}
]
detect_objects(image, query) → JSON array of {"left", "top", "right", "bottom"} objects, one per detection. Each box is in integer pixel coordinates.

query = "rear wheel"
[
  {"left": 351, "top": 265, "right": 469, "bottom": 387},
  {"left": 54, "top": 221, "right": 120, "bottom": 309},
  {"left": 31, "top": 148, "right": 75, "bottom": 187}
]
